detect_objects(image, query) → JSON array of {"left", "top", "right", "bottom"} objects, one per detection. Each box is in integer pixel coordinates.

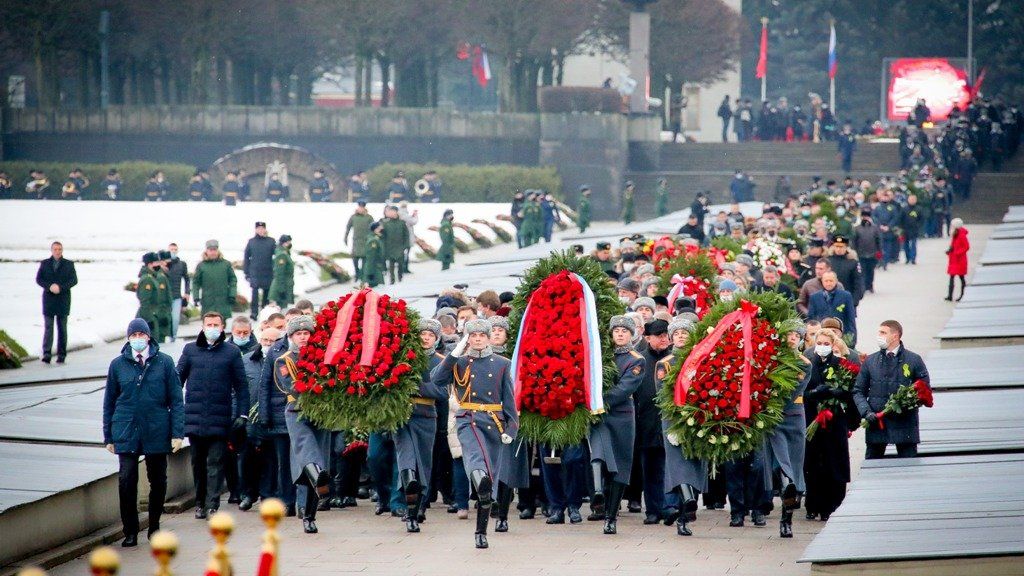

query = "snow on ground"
[{"left": 0, "top": 200, "right": 515, "bottom": 353}]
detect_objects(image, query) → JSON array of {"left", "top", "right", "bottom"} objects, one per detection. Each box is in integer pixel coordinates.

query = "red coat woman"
[{"left": 945, "top": 218, "right": 969, "bottom": 301}]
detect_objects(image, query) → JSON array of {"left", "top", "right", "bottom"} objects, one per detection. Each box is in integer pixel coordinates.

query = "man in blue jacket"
[
  {"left": 103, "top": 318, "right": 185, "bottom": 547},
  {"left": 176, "top": 311, "right": 249, "bottom": 519},
  {"left": 807, "top": 271, "right": 857, "bottom": 343}
]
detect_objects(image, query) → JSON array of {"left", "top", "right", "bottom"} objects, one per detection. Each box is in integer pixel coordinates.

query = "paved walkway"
[{"left": 39, "top": 224, "right": 993, "bottom": 576}]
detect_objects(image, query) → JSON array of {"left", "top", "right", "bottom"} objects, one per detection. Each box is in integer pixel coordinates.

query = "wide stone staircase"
[{"left": 626, "top": 141, "right": 1024, "bottom": 224}]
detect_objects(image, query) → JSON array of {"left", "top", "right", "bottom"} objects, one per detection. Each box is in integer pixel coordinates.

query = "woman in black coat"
[{"left": 803, "top": 327, "right": 860, "bottom": 521}]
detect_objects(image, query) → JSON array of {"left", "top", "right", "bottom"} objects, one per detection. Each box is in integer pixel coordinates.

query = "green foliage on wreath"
[
  {"left": 710, "top": 235, "right": 744, "bottom": 256},
  {"left": 297, "top": 306, "right": 428, "bottom": 433},
  {"left": 656, "top": 250, "right": 719, "bottom": 294},
  {"left": 507, "top": 250, "right": 625, "bottom": 447},
  {"left": 656, "top": 291, "right": 803, "bottom": 468}
]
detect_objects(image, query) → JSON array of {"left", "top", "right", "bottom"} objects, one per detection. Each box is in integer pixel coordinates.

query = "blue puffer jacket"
[
  {"left": 176, "top": 330, "right": 249, "bottom": 438},
  {"left": 258, "top": 337, "right": 291, "bottom": 435},
  {"left": 103, "top": 341, "right": 185, "bottom": 454}
]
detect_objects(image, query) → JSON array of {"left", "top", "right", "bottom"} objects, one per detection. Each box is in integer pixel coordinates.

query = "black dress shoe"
[
  {"left": 56, "top": 357, "right": 65, "bottom": 364},
  {"left": 374, "top": 503, "right": 390, "bottom": 515},
  {"left": 627, "top": 501, "right": 642, "bottom": 513},
  {"left": 147, "top": 525, "right": 159, "bottom": 540},
  {"left": 341, "top": 497, "right": 357, "bottom": 508},
  {"left": 545, "top": 510, "right": 565, "bottom": 524},
  {"left": 475, "top": 533, "right": 488, "bottom": 549},
  {"left": 41, "top": 357, "right": 51, "bottom": 364},
  {"left": 406, "top": 518, "right": 420, "bottom": 533},
  {"left": 587, "top": 509, "right": 604, "bottom": 521},
  {"left": 519, "top": 508, "right": 535, "bottom": 520},
  {"left": 303, "top": 518, "right": 318, "bottom": 534},
  {"left": 121, "top": 534, "right": 138, "bottom": 547},
  {"left": 752, "top": 511, "right": 766, "bottom": 526},
  {"left": 643, "top": 513, "right": 661, "bottom": 525},
  {"left": 286, "top": 505, "right": 297, "bottom": 517},
  {"left": 447, "top": 504, "right": 459, "bottom": 514},
  {"left": 805, "top": 511, "right": 817, "bottom": 520},
  {"left": 820, "top": 513, "right": 830, "bottom": 522},
  {"left": 195, "top": 507, "right": 207, "bottom": 520},
  {"left": 391, "top": 508, "right": 406, "bottom": 518},
  {"left": 318, "top": 499, "right": 331, "bottom": 511},
  {"left": 238, "top": 497, "right": 254, "bottom": 511},
  {"left": 495, "top": 519, "right": 509, "bottom": 532},
  {"left": 662, "top": 508, "right": 681, "bottom": 527},
  {"left": 676, "top": 521, "right": 692, "bottom": 536},
  {"left": 228, "top": 494, "right": 241, "bottom": 504},
  {"left": 780, "top": 513, "right": 793, "bottom": 538},
  {"left": 603, "top": 518, "right": 617, "bottom": 534},
  {"left": 568, "top": 507, "right": 583, "bottom": 524},
  {"left": 729, "top": 513, "right": 744, "bottom": 527}
]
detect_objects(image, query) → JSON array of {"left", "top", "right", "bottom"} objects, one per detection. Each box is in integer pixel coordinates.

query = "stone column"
[{"left": 628, "top": 9, "right": 651, "bottom": 114}]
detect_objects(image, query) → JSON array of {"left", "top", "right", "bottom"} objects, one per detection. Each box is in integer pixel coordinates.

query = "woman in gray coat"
[
  {"left": 431, "top": 319, "right": 518, "bottom": 549},
  {"left": 589, "top": 315, "right": 645, "bottom": 535}
]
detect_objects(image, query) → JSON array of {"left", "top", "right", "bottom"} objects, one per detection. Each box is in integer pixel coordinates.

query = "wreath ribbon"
[
  {"left": 323, "top": 288, "right": 382, "bottom": 367},
  {"left": 674, "top": 300, "right": 760, "bottom": 419}
]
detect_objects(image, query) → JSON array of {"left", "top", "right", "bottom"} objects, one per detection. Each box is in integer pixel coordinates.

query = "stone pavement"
[{"left": 41, "top": 224, "right": 993, "bottom": 576}]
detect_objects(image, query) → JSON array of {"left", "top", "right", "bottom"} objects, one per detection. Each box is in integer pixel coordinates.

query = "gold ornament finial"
[
  {"left": 207, "top": 512, "right": 235, "bottom": 576},
  {"left": 258, "top": 498, "right": 286, "bottom": 576},
  {"left": 149, "top": 530, "right": 179, "bottom": 576},
  {"left": 89, "top": 547, "right": 120, "bottom": 576}
]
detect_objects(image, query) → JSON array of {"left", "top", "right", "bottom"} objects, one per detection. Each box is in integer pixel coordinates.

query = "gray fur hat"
[
  {"left": 668, "top": 318, "right": 695, "bottom": 336},
  {"left": 287, "top": 315, "right": 315, "bottom": 336},
  {"left": 488, "top": 316, "right": 510, "bottom": 332},
  {"left": 464, "top": 318, "right": 491, "bottom": 335},
  {"left": 609, "top": 315, "right": 637, "bottom": 336},
  {"left": 640, "top": 278, "right": 659, "bottom": 295},
  {"left": 435, "top": 307, "right": 457, "bottom": 319},
  {"left": 635, "top": 263, "right": 655, "bottom": 277},
  {"left": 418, "top": 318, "right": 442, "bottom": 341},
  {"left": 632, "top": 297, "right": 656, "bottom": 312},
  {"left": 676, "top": 311, "right": 700, "bottom": 325},
  {"left": 616, "top": 277, "right": 640, "bottom": 293}
]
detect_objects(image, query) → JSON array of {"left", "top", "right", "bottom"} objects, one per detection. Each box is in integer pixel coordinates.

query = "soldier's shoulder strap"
[{"left": 629, "top": 350, "right": 643, "bottom": 360}]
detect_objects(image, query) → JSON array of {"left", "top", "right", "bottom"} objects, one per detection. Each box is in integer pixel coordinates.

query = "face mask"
[
  {"left": 720, "top": 293, "right": 734, "bottom": 302},
  {"left": 801, "top": 210, "right": 811, "bottom": 217},
  {"left": 204, "top": 328, "right": 222, "bottom": 342},
  {"left": 837, "top": 208, "right": 847, "bottom": 217},
  {"left": 232, "top": 335, "right": 249, "bottom": 346},
  {"left": 619, "top": 296, "right": 631, "bottom": 305},
  {"left": 876, "top": 335, "right": 890, "bottom": 350},
  {"left": 261, "top": 345, "right": 271, "bottom": 355},
  {"left": 129, "top": 337, "right": 148, "bottom": 352},
  {"left": 814, "top": 344, "right": 832, "bottom": 357}
]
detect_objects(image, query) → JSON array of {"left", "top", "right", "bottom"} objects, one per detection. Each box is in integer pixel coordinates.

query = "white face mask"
[
  {"left": 876, "top": 335, "right": 890, "bottom": 350},
  {"left": 814, "top": 344, "right": 832, "bottom": 357},
  {"left": 261, "top": 345, "right": 271, "bottom": 355}
]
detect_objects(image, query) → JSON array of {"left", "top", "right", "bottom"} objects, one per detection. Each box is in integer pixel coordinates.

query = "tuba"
[{"left": 414, "top": 178, "right": 430, "bottom": 197}]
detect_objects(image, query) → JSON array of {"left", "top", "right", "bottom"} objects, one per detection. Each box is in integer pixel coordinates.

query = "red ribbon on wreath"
[
  {"left": 324, "top": 288, "right": 382, "bottom": 367},
  {"left": 674, "top": 300, "right": 760, "bottom": 419}
]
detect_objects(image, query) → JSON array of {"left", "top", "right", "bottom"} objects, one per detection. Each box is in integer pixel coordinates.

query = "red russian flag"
[
  {"left": 755, "top": 21, "right": 768, "bottom": 79},
  {"left": 472, "top": 45, "right": 492, "bottom": 87}
]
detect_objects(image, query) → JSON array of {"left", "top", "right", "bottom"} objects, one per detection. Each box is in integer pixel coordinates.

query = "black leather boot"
[
  {"left": 471, "top": 470, "right": 492, "bottom": 549},
  {"left": 546, "top": 508, "right": 566, "bottom": 524},
  {"left": 303, "top": 463, "right": 331, "bottom": 497},
  {"left": 588, "top": 462, "right": 606, "bottom": 521},
  {"left": 780, "top": 509, "right": 793, "bottom": 538},
  {"left": 780, "top": 474, "right": 799, "bottom": 510},
  {"left": 494, "top": 483, "right": 513, "bottom": 532},
  {"left": 400, "top": 469, "right": 421, "bottom": 533},
  {"left": 677, "top": 517, "right": 692, "bottom": 536},
  {"left": 603, "top": 481, "right": 624, "bottom": 535},
  {"left": 303, "top": 489, "right": 319, "bottom": 534}
]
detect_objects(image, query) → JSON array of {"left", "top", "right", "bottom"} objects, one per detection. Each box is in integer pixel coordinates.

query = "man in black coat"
[
  {"left": 176, "top": 311, "right": 250, "bottom": 518},
  {"left": 243, "top": 221, "right": 276, "bottom": 319},
  {"left": 827, "top": 237, "right": 865, "bottom": 306},
  {"left": 165, "top": 244, "right": 190, "bottom": 342},
  {"left": 35, "top": 241, "right": 78, "bottom": 363},
  {"left": 103, "top": 318, "right": 185, "bottom": 547},
  {"left": 629, "top": 319, "right": 670, "bottom": 524},
  {"left": 853, "top": 320, "right": 930, "bottom": 459},
  {"left": 753, "top": 265, "right": 795, "bottom": 300},
  {"left": 677, "top": 213, "right": 706, "bottom": 245}
]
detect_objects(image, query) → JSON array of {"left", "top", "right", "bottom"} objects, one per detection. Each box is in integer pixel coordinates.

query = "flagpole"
[
  {"left": 760, "top": 17, "right": 768, "bottom": 101},
  {"left": 828, "top": 19, "right": 836, "bottom": 115}
]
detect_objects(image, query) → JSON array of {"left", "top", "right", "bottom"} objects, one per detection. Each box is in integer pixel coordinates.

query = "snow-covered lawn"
[{"left": 0, "top": 200, "right": 515, "bottom": 353}]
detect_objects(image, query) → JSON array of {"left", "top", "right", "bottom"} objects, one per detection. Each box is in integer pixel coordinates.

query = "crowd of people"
[
  {"left": 714, "top": 94, "right": 859, "bottom": 143},
  {"left": 88, "top": 161, "right": 951, "bottom": 549}
]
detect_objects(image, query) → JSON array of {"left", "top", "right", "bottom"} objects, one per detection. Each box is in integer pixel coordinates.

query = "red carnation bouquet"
[
  {"left": 659, "top": 250, "right": 719, "bottom": 317},
  {"left": 806, "top": 357, "right": 860, "bottom": 439},
  {"left": 860, "top": 379, "right": 933, "bottom": 430},
  {"left": 642, "top": 236, "right": 684, "bottom": 271},
  {"left": 293, "top": 289, "right": 426, "bottom": 432},
  {"left": 515, "top": 271, "right": 587, "bottom": 421}
]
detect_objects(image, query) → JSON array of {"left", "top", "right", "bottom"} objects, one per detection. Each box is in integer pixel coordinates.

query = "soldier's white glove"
[
  {"left": 105, "top": 444, "right": 115, "bottom": 454},
  {"left": 171, "top": 438, "right": 184, "bottom": 453},
  {"left": 451, "top": 334, "right": 469, "bottom": 357},
  {"left": 501, "top": 433, "right": 513, "bottom": 445},
  {"left": 667, "top": 433, "right": 680, "bottom": 447}
]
